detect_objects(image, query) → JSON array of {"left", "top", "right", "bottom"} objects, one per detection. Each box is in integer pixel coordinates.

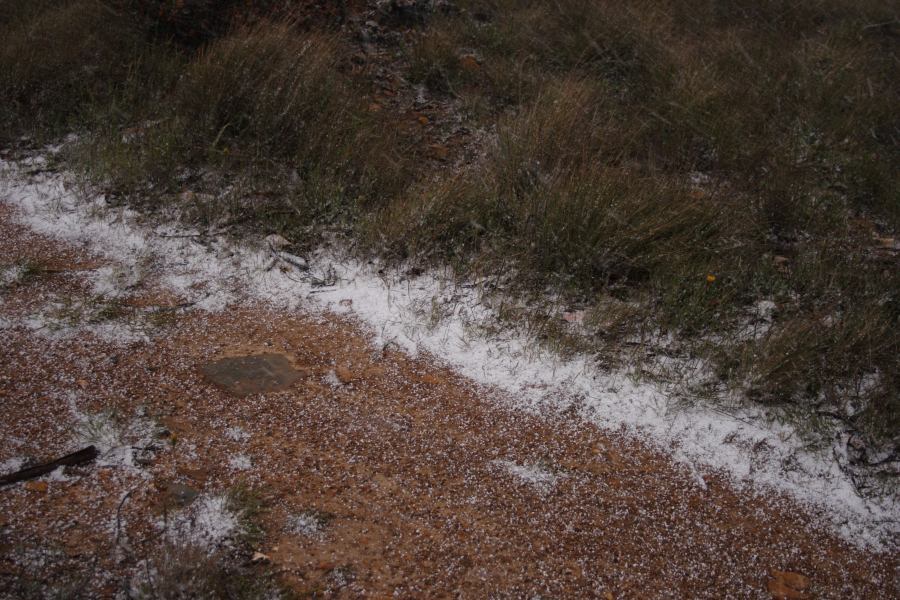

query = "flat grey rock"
[
  {"left": 201, "top": 353, "right": 301, "bottom": 396},
  {"left": 164, "top": 482, "right": 199, "bottom": 508}
]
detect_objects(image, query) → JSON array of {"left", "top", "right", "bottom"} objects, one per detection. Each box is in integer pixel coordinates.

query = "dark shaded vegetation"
[
  {"left": 397, "top": 0, "right": 900, "bottom": 442},
  {"left": 0, "top": 0, "right": 897, "bottom": 444}
]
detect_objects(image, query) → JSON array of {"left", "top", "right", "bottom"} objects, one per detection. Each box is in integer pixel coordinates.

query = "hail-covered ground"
[{"left": 0, "top": 152, "right": 897, "bottom": 597}]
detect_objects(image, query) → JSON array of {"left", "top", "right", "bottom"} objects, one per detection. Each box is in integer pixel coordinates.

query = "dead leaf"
[
  {"left": 335, "top": 365, "right": 354, "bottom": 384},
  {"left": 24, "top": 481, "right": 48, "bottom": 493},
  {"left": 364, "top": 365, "right": 386, "bottom": 378},
  {"left": 767, "top": 570, "right": 810, "bottom": 599},
  {"left": 459, "top": 54, "right": 480, "bottom": 71},
  {"left": 773, "top": 255, "right": 790, "bottom": 272},
  {"left": 874, "top": 236, "right": 898, "bottom": 250},
  {"left": 178, "top": 467, "right": 209, "bottom": 484},
  {"left": 265, "top": 234, "right": 291, "bottom": 251},
  {"left": 421, "top": 373, "right": 443, "bottom": 385}
]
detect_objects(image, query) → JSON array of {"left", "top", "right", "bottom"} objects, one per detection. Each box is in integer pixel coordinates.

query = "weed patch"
[
  {"left": 77, "top": 22, "right": 411, "bottom": 246},
  {"left": 0, "top": 0, "right": 175, "bottom": 143},
  {"left": 390, "top": 0, "right": 900, "bottom": 442},
  {"left": 130, "top": 542, "right": 279, "bottom": 600}
]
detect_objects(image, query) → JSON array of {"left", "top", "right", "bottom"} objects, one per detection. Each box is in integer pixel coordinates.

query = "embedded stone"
[
  {"left": 161, "top": 482, "right": 199, "bottom": 509},
  {"left": 201, "top": 353, "right": 301, "bottom": 396}
]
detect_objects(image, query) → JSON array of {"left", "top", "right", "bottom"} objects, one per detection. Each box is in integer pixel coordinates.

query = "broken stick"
[{"left": 0, "top": 446, "right": 99, "bottom": 486}]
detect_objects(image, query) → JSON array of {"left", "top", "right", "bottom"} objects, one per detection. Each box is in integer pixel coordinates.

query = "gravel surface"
[{"left": 1, "top": 176, "right": 898, "bottom": 598}]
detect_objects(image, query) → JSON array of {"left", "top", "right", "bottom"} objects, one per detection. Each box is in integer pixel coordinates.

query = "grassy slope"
[{"left": 1, "top": 0, "right": 897, "bottom": 444}]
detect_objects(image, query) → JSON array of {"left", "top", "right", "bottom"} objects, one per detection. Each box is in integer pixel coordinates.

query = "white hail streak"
[
  {"left": 1, "top": 159, "right": 897, "bottom": 552},
  {"left": 493, "top": 459, "right": 562, "bottom": 492},
  {"left": 160, "top": 494, "right": 241, "bottom": 549},
  {"left": 289, "top": 512, "right": 326, "bottom": 538},
  {"left": 228, "top": 454, "right": 252, "bottom": 471}
]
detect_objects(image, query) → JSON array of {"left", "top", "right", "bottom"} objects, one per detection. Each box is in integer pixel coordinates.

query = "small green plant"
[
  {"left": 147, "top": 307, "right": 180, "bottom": 329},
  {"left": 89, "top": 296, "right": 127, "bottom": 323},
  {"left": 288, "top": 508, "right": 334, "bottom": 538},
  {"left": 43, "top": 295, "right": 130, "bottom": 328},
  {"left": 227, "top": 484, "right": 266, "bottom": 546},
  {"left": 74, "top": 408, "right": 122, "bottom": 448},
  {"left": 130, "top": 543, "right": 279, "bottom": 600},
  {"left": 0, "top": 260, "right": 48, "bottom": 287}
]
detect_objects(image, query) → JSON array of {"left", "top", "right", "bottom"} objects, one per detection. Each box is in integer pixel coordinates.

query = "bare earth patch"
[{"left": 1, "top": 177, "right": 898, "bottom": 598}]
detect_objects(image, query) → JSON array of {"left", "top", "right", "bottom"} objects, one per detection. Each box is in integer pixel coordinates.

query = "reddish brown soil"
[{"left": 1, "top": 203, "right": 898, "bottom": 598}]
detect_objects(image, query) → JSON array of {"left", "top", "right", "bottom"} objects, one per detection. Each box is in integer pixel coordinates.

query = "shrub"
[
  {"left": 82, "top": 21, "right": 410, "bottom": 246},
  {"left": 172, "top": 25, "right": 357, "bottom": 165},
  {"left": 389, "top": 0, "right": 900, "bottom": 441},
  {"left": 0, "top": 1, "right": 153, "bottom": 141}
]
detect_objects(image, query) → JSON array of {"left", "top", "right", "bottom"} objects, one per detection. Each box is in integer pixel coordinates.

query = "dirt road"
[{"left": 1, "top": 187, "right": 898, "bottom": 597}]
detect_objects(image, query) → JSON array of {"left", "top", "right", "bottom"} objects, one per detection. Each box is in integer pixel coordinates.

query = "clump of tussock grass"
[
  {"left": 79, "top": 22, "right": 411, "bottom": 245},
  {"left": 171, "top": 26, "right": 356, "bottom": 163},
  {"left": 370, "top": 80, "right": 752, "bottom": 313},
  {"left": 389, "top": 0, "right": 900, "bottom": 443},
  {"left": 409, "top": 0, "right": 898, "bottom": 224},
  {"left": 409, "top": 0, "right": 672, "bottom": 109},
  {"left": 130, "top": 543, "right": 278, "bottom": 600},
  {"left": 0, "top": 0, "right": 176, "bottom": 144}
]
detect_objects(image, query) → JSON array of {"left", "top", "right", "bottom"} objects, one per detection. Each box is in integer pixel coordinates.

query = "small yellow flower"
[{"left": 706, "top": 274, "right": 716, "bottom": 283}]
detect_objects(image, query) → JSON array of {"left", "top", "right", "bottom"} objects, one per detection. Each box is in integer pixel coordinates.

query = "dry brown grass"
[
  {"left": 0, "top": 0, "right": 151, "bottom": 142},
  {"left": 75, "top": 22, "right": 411, "bottom": 247},
  {"left": 393, "top": 0, "right": 900, "bottom": 440}
]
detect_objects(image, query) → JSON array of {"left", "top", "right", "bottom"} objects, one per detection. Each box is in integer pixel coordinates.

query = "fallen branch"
[
  {"left": 156, "top": 228, "right": 229, "bottom": 239},
  {"left": 37, "top": 266, "right": 101, "bottom": 274},
  {"left": 266, "top": 247, "right": 307, "bottom": 270},
  {"left": 115, "top": 486, "right": 138, "bottom": 547},
  {"left": 0, "top": 446, "right": 98, "bottom": 486},
  {"left": 276, "top": 251, "right": 309, "bottom": 271},
  {"left": 147, "top": 301, "right": 196, "bottom": 313}
]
